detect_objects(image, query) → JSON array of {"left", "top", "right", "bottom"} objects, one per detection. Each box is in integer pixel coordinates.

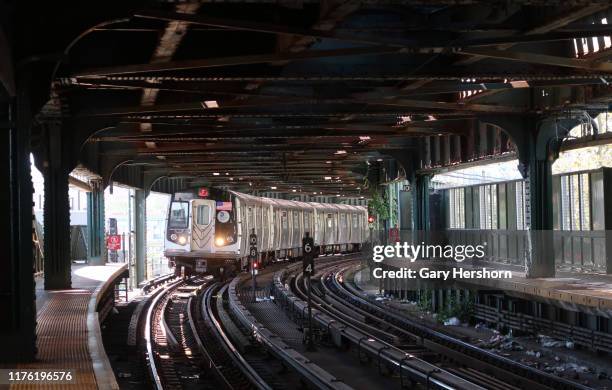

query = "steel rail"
[
  {"left": 144, "top": 278, "right": 185, "bottom": 390},
  {"left": 335, "top": 264, "right": 593, "bottom": 390},
  {"left": 228, "top": 272, "right": 353, "bottom": 390},
  {"left": 276, "top": 261, "right": 480, "bottom": 390},
  {"left": 201, "top": 282, "right": 273, "bottom": 390}
]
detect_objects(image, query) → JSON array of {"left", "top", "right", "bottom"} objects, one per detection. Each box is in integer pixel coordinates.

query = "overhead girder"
[{"left": 27, "top": 1, "right": 612, "bottom": 198}]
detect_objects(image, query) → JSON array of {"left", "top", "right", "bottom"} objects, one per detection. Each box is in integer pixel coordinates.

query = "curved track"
[{"left": 280, "top": 257, "right": 591, "bottom": 390}]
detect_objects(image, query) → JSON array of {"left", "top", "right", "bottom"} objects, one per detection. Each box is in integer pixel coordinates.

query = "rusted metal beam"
[
  {"left": 459, "top": 48, "right": 612, "bottom": 72},
  {"left": 74, "top": 46, "right": 404, "bottom": 77},
  {"left": 456, "top": 4, "right": 610, "bottom": 65},
  {"left": 134, "top": 10, "right": 415, "bottom": 48}
]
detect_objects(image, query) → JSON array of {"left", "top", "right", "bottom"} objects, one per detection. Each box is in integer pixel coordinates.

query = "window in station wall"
[
  {"left": 447, "top": 187, "right": 465, "bottom": 228},
  {"left": 559, "top": 173, "right": 591, "bottom": 232}
]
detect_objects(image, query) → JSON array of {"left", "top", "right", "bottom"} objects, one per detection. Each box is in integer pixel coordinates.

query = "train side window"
[
  {"left": 327, "top": 214, "right": 333, "bottom": 228},
  {"left": 282, "top": 211, "right": 288, "bottom": 228},
  {"left": 293, "top": 211, "right": 299, "bottom": 227},
  {"left": 304, "top": 212, "right": 310, "bottom": 231},
  {"left": 340, "top": 213, "right": 347, "bottom": 228},
  {"left": 352, "top": 214, "right": 358, "bottom": 228},
  {"left": 196, "top": 205, "right": 210, "bottom": 225},
  {"left": 248, "top": 207, "right": 254, "bottom": 227}
]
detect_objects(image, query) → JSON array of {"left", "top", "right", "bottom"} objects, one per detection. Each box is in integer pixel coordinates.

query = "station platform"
[
  {"left": 9, "top": 263, "right": 125, "bottom": 389},
  {"left": 379, "top": 259, "right": 612, "bottom": 315}
]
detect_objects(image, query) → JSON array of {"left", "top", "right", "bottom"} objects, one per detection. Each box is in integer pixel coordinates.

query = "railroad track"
[
  {"left": 276, "top": 257, "right": 591, "bottom": 390},
  {"left": 144, "top": 270, "right": 300, "bottom": 390},
  {"left": 144, "top": 277, "right": 215, "bottom": 389}
]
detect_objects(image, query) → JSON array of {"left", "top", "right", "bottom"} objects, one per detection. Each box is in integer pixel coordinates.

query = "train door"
[
  {"left": 281, "top": 210, "right": 289, "bottom": 249},
  {"left": 324, "top": 212, "right": 336, "bottom": 245},
  {"left": 191, "top": 199, "right": 215, "bottom": 252},
  {"left": 339, "top": 213, "right": 348, "bottom": 245},
  {"left": 292, "top": 210, "right": 301, "bottom": 249},
  {"left": 351, "top": 213, "right": 359, "bottom": 243}
]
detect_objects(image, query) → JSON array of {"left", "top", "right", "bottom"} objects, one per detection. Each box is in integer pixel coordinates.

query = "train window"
[
  {"left": 340, "top": 213, "right": 347, "bottom": 228},
  {"left": 293, "top": 211, "right": 299, "bottom": 227},
  {"left": 327, "top": 214, "right": 333, "bottom": 228},
  {"left": 304, "top": 213, "right": 310, "bottom": 231},
  {"left": 352, "top": 214, "right": 358, "bottom": 228},
  {"left": 281, "top": 211, "right": 288, "bottom": 228},
  {"left": 248, "top": 207, "right": 254, "bottom": 227},
  {"left": 196, "top": 205, "right": 211, "bottom": 225},
  {"left": 169, "top": 201, "right": 189, "bottom": 228}
]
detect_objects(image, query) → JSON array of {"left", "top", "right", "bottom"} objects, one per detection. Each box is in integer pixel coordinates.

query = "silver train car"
[{"left": 164, "top": 190, "right": 369, "bottom": 276}]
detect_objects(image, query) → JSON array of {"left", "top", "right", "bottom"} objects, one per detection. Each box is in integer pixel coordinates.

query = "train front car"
[{"left": 164, "top": 190, "right": 240, "bottom": 278}]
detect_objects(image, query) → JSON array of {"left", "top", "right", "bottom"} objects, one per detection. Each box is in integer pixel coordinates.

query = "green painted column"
[
  {"left": 411, "top": 174, "right": 430, "bottom": 243},
  {"left": 87, "top": 180, "right": 105, "bottom": 265},
  {"left": 134, "top": 189, "right": 146, "bottom": 285},
  {"left": 42, "top": 124, "right": 72, "bottom": 290},
  {"left": 523, "top": 157, "right": 556, "bottom": 278},
  {"left": 0, "top": 91, "right": 36, "bottom": 362}
]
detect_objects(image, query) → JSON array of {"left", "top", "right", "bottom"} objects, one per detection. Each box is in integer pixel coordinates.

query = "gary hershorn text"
[{"left": 371, "top": 267, "right": 512, "bottom": 280}]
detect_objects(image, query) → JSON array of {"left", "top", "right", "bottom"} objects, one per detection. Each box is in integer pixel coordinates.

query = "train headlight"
[
  {"left": 178, "top": 235, "right": 187, "bottom": 245},
  {"left": 215, "top": 237, "right": 225, "bottom": 246}
]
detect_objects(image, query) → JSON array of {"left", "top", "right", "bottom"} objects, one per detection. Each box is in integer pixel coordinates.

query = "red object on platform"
[
  {"left": 107, "top": 235, "right": 121, "bottom": 250},
  {"left": 389, "top": 227, "right": 400, "bottom": 243}
]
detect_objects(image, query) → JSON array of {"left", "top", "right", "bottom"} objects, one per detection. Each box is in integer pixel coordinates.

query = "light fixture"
[
  {"left": 359, "top": 136, "right": 371, "bottom": 141},
  {"left": 324, "top": 176, "right": 332, "bottom": 180},
  {"left": 335, "top": 150, "right": 347, "bottom": 155},
  {"left": 292, "top": 189, "right": 297, "bottom": 192},
  {"left": 213, "top": 172, "right": 220, "bottom": 176},
  {"left": 377, "top": 158, "right": 383, "bottom": 162},
  {"left": 202, "top": 100, "right": 219, "bottom": 109},
  {"left": 326, "top": 161, "right": 332, "bottom": 164},
  {"left": 271, "top": 186, "right": 277, "bottom": 190},
  {"left": 225, "top": 172, "right": 229, "bottom": 176}
]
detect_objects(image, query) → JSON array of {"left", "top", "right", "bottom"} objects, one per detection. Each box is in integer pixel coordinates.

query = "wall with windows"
[{"left": 442, "top": 168, "right": 610, "bottom": 272}]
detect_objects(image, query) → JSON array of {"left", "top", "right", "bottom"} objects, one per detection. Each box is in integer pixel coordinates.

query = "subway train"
[{"left": 164, "top": 189, "right": 369, "bottom": 277}]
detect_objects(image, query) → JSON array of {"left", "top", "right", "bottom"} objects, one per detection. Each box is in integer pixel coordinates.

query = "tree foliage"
[{"left": 368, "top": 188, "right": 389, "bottom": 221}]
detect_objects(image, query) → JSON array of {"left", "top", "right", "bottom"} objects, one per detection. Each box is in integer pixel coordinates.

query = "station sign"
[
  {"left": 302, "top": 235, "right": 314, "bottom": 276},
  {"left": 106, "top": 235, "right": 121, "bottom": 250}
]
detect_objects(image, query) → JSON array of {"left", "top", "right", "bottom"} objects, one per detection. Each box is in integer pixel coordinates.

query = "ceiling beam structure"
[{"left": 31, "top": 2, "right": 612, "bottom": 196}]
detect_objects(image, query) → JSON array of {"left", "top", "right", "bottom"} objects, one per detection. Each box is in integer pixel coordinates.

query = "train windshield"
[{"left": 168, "top": 201, "right": 189, "bottom": 229}]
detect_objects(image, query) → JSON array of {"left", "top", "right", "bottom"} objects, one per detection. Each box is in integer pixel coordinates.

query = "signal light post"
[
  {"left": 302, "top": 232, "right": 315, "bottom": 351},
  {"left": 249, "top": 229, "right": 258, "bottom": 303}
]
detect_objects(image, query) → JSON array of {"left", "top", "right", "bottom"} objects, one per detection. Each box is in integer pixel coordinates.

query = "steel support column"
[
  {"left": 523, "top": 157, "right": 556, "bottom": 278},
  {"left": 411, "top": 173, "right": 430, "bottom": 242},
  {"left": 42, "top": 125, "right": 72, "bottom": 289},
  {"left": 481, "top": 115, "right": 583, "bottom": 278},
  {"left": 0, "top": 93, "right": 36, "bottom": 362},
  {"left": 134, "top": 189, "right": 146, "bottom": 284},
  {"left": 87, "top": 180, "right": 105, "bottom": 265}
]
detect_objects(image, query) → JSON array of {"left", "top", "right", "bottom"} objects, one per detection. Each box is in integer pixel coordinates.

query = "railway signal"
[
  {"left": 249, "top": 229, "right": 258, "bottom": 302},
  {"left": 302, "top": 232, "right": 315, "bottom": 351}
]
